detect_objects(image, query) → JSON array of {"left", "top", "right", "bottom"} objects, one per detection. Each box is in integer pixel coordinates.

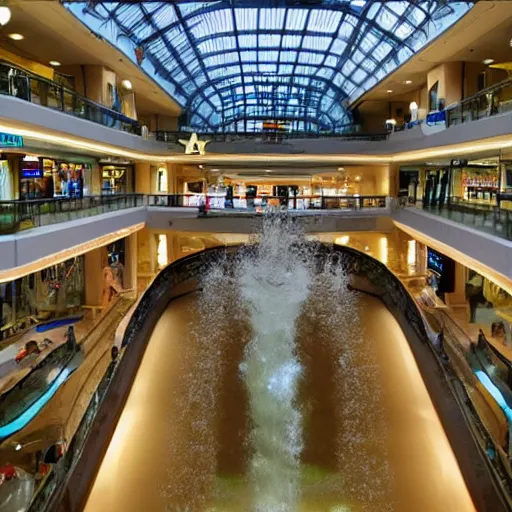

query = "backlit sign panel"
[{"left": 0, "top": 132, "right": 23, "bottom": 148}]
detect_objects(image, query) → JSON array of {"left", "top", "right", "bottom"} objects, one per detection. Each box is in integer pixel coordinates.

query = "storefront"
[
  {"left": 0, "top": 255, "right": 85, "bottom": 340},
  {"left": 466, "top": 269, "right": 512, "bottom": 345},
  {"left": 19, "top": 156, "right": 89, "bottom": 200},
  {"left": 401, "top": 158, "right": 503, "bottom": 208},
  {"left": 101, "top": 164, "right": 134, "bottom": 194}
]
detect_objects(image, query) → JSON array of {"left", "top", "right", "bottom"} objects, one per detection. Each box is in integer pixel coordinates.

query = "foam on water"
[
  {"left": 238, "top": 213, "right": 311, "bottom": 511},
  {"left": 162, "top": 211, "right": 393, "bottom": 511}
]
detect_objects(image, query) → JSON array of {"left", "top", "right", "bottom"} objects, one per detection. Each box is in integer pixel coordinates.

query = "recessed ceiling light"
[
  {"left": 265, "top": 169, "right": 273, "bottom": 173},
  {"left": 8, "top": 33, "right": 24, "bottom": 41},
  {"left": 510, "top": 38, "right": 512, "bottom": 48},
  {"left": 355, "top": 175, "right": 361, "bottom": 182},
  {"left": 49, "top": 61, "right": 61, "bottom": 67},
  {"left": 483, "top": 58, "right": 494, "bottom": 65},
  {"left": 386, "top": 89, "right": 393, "bottom": 93},
  {"left": 121, "top": 79, "right": 133, "bottom": 90},
  {"left": 0, "top": 6, "right": 11, "bottom": 27},
  {"left": 405, "top": 80, "right": 412, "bottom": 85}
]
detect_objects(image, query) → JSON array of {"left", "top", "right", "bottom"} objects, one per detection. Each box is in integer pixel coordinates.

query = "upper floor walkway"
[
  {"left": 3, "top": 60, "right": 512, "bottom": 162},
  {"left": 1, "top": 193, "right": 511, "bottom": 297}
]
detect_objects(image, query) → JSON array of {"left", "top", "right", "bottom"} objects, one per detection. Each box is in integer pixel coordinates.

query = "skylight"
[{"left": 64, "top": 1, "right": 473, "bottom": 133}]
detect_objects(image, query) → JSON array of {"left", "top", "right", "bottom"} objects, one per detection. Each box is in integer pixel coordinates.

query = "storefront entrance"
[{"left": 19, "top": 156, "right": 89, "bottom": 200}]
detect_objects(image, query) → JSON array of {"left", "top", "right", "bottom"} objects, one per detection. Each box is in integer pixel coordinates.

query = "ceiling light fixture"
[
  {"left": 49, "top": 61, "right": 61, "bottom": 67},
  {"left": 405, "top": 80, "right": 412, "bottom": 85},
  {"left": 483, "top": 58, "right": 494, "bottom": 65},
  {"left": 386, "top": 89, "right": 393, "bottom": 94},
  {"left": 121, "top": 79, "right": 133, "bottom": 90},
  {"left": 8, "top": 33, "right": 24, "bottom": 41},
  {"left": 0, "top": 6, "right": 11, "bottom": 27}
]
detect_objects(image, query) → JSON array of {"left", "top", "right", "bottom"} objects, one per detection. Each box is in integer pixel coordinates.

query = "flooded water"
[{"left": 84, "top": 216, "right": 475, "bottom": 512}]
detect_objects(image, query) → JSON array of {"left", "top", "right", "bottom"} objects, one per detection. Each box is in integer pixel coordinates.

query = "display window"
[
  {"left": 101, "top": 165, "right": 130, "bottom": 194},
  {"left": 20, "top": 157, "right": 87, "bottom": 200},
  {"left": 54, "top": 162, "right": 85, "bottom": 198},
  {"left": 157, "top": 167, "right": 168, "bottom": 193},
  {"left": 465, "top": 269, "right": 512, "bottom": 347},
  {"left": 0, "top": 256, "right": 84, "bottom": 340},
  {"left": 0, "top": 159, "right": 14, "bottom": 200}
]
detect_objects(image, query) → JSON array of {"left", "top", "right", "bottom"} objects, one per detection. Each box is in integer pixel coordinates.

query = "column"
[
  {"left": 135, "top": 162, "right": 151, "bottom": 194},
  {"left": 388, "top": 163, "right": 400, "bottom": 197},
  {"left": 124, "top": 232, "right": 138, "bottom": 298},
  {"left": 444, "top": 262, "right": 467, "bottom": 308},
  {"left": 84, "top": 247, "right": 107, "bottom": 306}
]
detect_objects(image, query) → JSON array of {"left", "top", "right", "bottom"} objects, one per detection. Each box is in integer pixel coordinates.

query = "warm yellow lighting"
[
  {"left": 354, "top": 175, "right": 361, "bottom": 182},
  {"left": 483, "top": 58, "right": 495, "bottom": 65},
  {"left": 379, "top": 236, "right": 388, "bottom": 265},
  {"left": 8, "top": 33, "right": 24, "bottom": 41},
  {"left": 386, "top": 89, "right": 393, "bottom": 93},
  {"left": 4, "top": 122, "right": 512, "bottom": 168},
  {"left": 156, "top": 234, "right": 168, "bottom": 269},
  {"left": 0, "top": 6, "right": 11, "bottom": 26},
  {"left": 394, "top": 221, "right": 512, "bottom": 296},
  {"left": 0, "top": 223, "right": 144, "bottom": 284},
  {"left": 49, "top": 60, "right": 61, "bottom": 67},
  {"left": 405, "top": 80, "right": 412, "bottom": 85},
  {"left": 157, "top": 167, "right": 168, "bottom": 193},
  {"left": 407, "top": 240, "right": 417, "bottom": 267},
  {"left": 121, "top": 79, "right": 133, "bottom": 90},
  {"left": 335, "top": 235, "right": 350, "bottom": 246}
]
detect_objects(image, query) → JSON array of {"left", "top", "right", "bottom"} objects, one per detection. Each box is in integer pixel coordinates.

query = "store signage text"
[
  {"left": 22, "top": 169, "right": 43, "bottom": 179},
  {"left": 0, "top": 132, "right": 24, "bottom": 148}
]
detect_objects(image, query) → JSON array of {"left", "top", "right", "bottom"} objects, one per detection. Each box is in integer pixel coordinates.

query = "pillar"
[
  {"left": 388, "top": 163, "right": 400, "bottom": 197},
  {"left": 135, "top": 162, "right": 151, "bottom": 194},
  {"left": 84, "top": 247, "right": 107, "bottom": 306},
  {"left": 124, "top": 232, "right": 138, "bottom": 298},
  {"left": 167, "top": 163, "right": 179, "bottom": 194},
  {"left": 445, "top": 262, "right": 467, "bottom": 308}
]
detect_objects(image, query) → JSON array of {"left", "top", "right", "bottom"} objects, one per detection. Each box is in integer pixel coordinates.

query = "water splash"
[{"left": 238, "top": 213, "right": 311, "bottom": 511}]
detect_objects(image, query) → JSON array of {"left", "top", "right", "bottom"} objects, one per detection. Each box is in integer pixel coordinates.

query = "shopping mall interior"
[{"left": 2, "top": 1, "right": 512, "bottom": 511}]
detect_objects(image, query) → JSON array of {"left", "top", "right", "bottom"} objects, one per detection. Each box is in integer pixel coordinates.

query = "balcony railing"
[
  {"left": 420, "top": 199, "right": 512, "bottom": 241},
  {"left": 0, "top": 62, "right": 141, "bottom": 135},
  {"left": 0, "top": 194, "right": 145, "bottom": 234},
  {"left": 447, "top": 77, "right": 512, "bottom": 127},
  {"left": 147, "top": 194, "right": 388, "bottom": 210},
  {"left": 154, "top": 130, "right": 389, "bottom": 144}
]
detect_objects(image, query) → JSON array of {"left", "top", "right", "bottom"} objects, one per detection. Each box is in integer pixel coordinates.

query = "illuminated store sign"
[
  {"left": 0, "top": 132, "right": 23, "bottom": 148},
  {"left": 22, "top": 169, "right": 43, "bottom": 178}
]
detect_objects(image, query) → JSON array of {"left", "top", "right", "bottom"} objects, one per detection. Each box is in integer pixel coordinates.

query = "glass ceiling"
[{"left": 64, "top": 1, "right": 473, "bottom": 133}]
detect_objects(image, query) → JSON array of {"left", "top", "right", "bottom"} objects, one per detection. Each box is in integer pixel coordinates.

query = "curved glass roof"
[{"left": 65, "top": 1, "right": 473, "bottom": 133}]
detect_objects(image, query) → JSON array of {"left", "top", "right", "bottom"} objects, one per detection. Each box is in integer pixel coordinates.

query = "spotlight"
[{"left": 0, "top": 6, "right": 11, "bottom": 27}]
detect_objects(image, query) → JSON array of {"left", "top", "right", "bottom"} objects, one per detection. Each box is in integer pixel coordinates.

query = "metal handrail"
[
  {"left": 154, "top": 130, "right": 389, "bottom": 143},
  {"left": 0, "top": 61, "right": 141, "bottom": 135},
  {"left": 147, "top": 193, "right": 388, "bottom": 210},
  {"left": 0, "top": 194, "right": 145, "bottom": 234}
]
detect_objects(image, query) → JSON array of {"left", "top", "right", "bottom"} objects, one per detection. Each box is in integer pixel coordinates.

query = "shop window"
[
  {"left": 157, "top": 167, "right": 168, "bottom": 193},
  {"left": 429, "top": 81, "right": 439, "bottom": 112},
  {"left": 102, "top": 165, "right": 128, "bottom": 194},
  {"left": 0, "top": 160, "right": 13, "bottom": 200}
]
